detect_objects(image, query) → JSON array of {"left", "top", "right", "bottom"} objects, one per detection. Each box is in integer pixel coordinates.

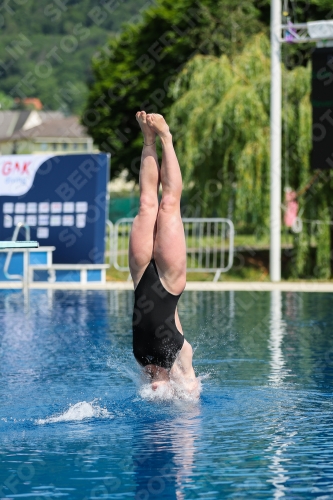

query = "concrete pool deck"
[{"left": 1, "top": 281, "right": 333, "bottom": 292}]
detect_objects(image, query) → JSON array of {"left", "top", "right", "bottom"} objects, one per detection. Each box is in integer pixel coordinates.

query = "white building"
[{"left": 0, "top": 110, "right": 94, "bottom": 155}]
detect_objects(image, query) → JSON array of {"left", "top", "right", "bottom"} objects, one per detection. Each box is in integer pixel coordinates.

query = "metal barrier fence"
[
  {"left": 110, "top": 218, "right": 234, "bottom": 281},
  {"left": 105, "top": 219, "right": 114, "bottom": 266}
]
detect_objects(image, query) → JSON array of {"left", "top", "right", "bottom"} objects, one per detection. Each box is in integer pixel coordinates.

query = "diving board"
[{"left": 0, "top": 241, "right": 39, "bottom": 249}]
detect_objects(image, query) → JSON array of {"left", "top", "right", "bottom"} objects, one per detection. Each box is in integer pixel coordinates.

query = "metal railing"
[
  {"left": 3, "top": 223, "right": 31, "bottom": 286},
  {"left": 111, "top": 217, "right": 234, "bottom": 281},
  {"left": 105, "top": 219, "right": 114, "bottom": 266}
]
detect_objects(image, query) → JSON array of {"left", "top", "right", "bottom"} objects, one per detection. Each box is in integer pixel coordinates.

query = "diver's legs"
[
  {"left": 146, "top": 114, "right": 186, "bottom": 295},
  {"left": 129, "top": 111, "right": 160, "bottom": 288}
]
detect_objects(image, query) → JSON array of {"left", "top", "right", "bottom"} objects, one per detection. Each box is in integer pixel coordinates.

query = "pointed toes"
[{"left": 136, "top": 110, "right": 148, "bottom": 123}]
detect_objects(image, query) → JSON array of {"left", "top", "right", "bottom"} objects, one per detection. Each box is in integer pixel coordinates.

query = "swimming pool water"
[{"left": 1, "top": 289, "right": 333, "bottom": 499}]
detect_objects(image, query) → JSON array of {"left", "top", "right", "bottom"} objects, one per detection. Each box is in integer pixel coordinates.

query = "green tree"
[
  {"left": 85, "top": 0, "right": 332, "bottom": 181},
  {"left": 84, "top": 0, "right": 265, "bottom": 181},
  {"left": 170, "top": 33, "right": 333, "bottom": 278},
  {"left": 0, "top": 92, "right": 14, "bottom": 110},
  {"left": 0, "top": 0, "right": 149, "bottom": 113}
]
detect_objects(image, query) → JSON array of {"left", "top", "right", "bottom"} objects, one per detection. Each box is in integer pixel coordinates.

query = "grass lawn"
[
  {"left": 105, "top": 231, "right": 330, "bottom": 282},
  {"left": 106, "top": 266, "right": 269, "bottom": 282}
]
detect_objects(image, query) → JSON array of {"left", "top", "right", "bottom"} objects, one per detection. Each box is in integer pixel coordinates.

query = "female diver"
[{"left": 130, "top": 111, "right": 199, "bottom": 396}]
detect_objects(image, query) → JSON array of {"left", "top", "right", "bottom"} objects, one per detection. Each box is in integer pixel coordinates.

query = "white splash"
[
  {"left": 139, "top": 377, "right": 204, "bottom": 403},
  {"left": 107, "top": 353, "right": 207, "bottom": 403},
  {"left": 139, "top": 382, "right": 175, "bottom": 401},
  {"left": 36, "top": 401, "right": 112, "bottom": 425}
]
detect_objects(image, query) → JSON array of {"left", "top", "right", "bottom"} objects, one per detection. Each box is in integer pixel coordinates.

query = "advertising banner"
[{"left": 0, "top": 154, "right": 110, "bottom": 264}]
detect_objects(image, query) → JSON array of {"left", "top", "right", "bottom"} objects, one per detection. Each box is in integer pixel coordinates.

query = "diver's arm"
[{"left": 172, "top": 340, "right": 199, "bottom": 395}]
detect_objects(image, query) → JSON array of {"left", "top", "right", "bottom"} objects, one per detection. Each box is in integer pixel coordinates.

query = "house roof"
[
  {"left": 13, "top": 111, "right": 32, "bottom": 133},
  {"left": 0, "top": 115, "right": 89, "bottom": 142},
  {"left": 0, "top": 111, "right": 28, "bottom": 139},
  {"left": 38, "top": 111, "right": 64, "bottom": 123},
  {"left": 0, "top": 110, "right": 65, "bottom": 140}
]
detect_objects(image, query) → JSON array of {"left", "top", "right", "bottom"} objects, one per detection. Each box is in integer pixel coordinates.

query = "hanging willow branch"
[
  {"left": 169, "top": 33, "right": 333, "bottom": 277},
  {"left": 169, "top": 33, "right": 311, "bottom": 232}
]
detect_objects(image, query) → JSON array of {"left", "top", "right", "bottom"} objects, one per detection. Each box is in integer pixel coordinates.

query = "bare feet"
[
  {"left": 146, "top": 113, "right": 171, "bottom": 139},
  {"left": 136, "top": 111, "right": 156, "bottom": 145}
]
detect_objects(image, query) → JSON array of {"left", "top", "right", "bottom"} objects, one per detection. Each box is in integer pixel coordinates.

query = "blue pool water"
[{"left": 1, "top": 289, "right": 333, "bottom": 499}]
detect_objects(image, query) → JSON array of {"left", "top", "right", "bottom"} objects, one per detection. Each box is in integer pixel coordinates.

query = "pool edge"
[{"left": 1, "top": 281, "right": 333, "bottom": 292}]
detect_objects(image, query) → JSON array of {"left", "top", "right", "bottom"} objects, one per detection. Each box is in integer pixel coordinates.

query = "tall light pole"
[
  {"left": 269, "top": 5, "right": 333, "bottom": 282},
  {"left": 270, "top": 0, "right": 282, "bottom": 282}
]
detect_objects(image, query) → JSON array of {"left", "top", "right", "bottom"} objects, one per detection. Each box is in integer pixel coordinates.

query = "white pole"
[{"left": 270, "top": 0, "right": 282, "bottom": 282}]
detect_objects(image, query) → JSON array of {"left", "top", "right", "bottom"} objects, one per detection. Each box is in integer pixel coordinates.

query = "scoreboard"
[{"left": 0, "top": 154, "right": 110, "bottom": 264}]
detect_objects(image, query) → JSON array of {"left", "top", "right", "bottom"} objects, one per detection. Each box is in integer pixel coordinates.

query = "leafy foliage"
[
  {"left": 170, "top": 35, "right": 310, "bottom": 226},
  {"left": 85, "top": 0, "right": 332, "bottom": 179},
  {"left": 170, "top": 31, "right": 333, "bottom": 278},
  {"left": 0, "top": 0, "right": 148, "bottom": 113},
  {"left": 84, "top": 0, "right": 265, "bottom": 179},
  {"left": 0, "top": 91, "right": 14, "bottom": 110}
]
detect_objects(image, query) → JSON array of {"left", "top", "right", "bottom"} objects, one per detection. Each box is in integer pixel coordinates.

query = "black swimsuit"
[{"left": 132, "top": 259, "right": 184, "bottom": 369}]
